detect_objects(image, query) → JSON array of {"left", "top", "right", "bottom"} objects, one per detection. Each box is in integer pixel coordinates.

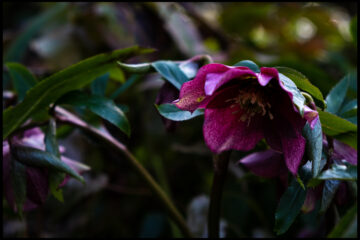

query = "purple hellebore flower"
[
  {"left": 3, "top": 128, "right": 89, "bottom": 212},
  {"left": 174, "top": 63, "right": 318, "bottom": 174}
]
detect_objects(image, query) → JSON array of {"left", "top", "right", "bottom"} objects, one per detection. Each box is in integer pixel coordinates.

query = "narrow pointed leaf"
[
  {"left": 57, "top": 91, "right": 130, "bottom": 136},
  {"left": 333, "top": 132, "right": 357, "bottom": 150},
  {"left": 45, "top": 118, "right": 65, "bottom": 202},
  {"left": 318, "top": 110, "right": 357, "bottom": 135},
  {"left": 12, "top": 146, "right": 84, "bottom": 184},
  {"left": 5, "top": 62, "right": 38, "bottom": 101},
  {"left": 152, "top": 61, "right": 189, "bottom": 90},
  {"left": 156, "top": 103, "right": 204, "bottom": 121},
  {"left": 274, "top": 162, "right": 312, "bottom": 235},
  {"left": 302, "top": 121, "right": 323, "bottom": 177},
  {"left": 3, "top": 46, "right": 150, "bottom": 140},
  {"left": 117, "top": 62, "right": 152, "bottom": 73},
  {"left": 274, "top": 178, "right": 307, "bottom": 235},
  {"left": 234, "top": 60, "right": 260, "bottom": 73},
  {"left": 276, "top": 67, "right": 325, "bottom": 108},
  {"left": 45, "top": 118, "right": 60, "bottom": 157},
  {"left": 325, "top": 74, "right": 351, "bottom": 114},
  {"left": 110, "top": 74, "right": 142, "bottom": 100},
  {"left": 339, "top": 99, "right": 357, "bottom": 116}
]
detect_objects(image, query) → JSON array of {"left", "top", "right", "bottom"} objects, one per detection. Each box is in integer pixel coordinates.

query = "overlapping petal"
[
  {"left": 238, "top": 149, "right": 287, "bottom": 178},
  {"left": 175, "top": 64, "right": 229, "bottom": 112}
]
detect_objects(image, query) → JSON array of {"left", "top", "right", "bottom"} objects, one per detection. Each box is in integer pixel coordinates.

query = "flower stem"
[
  {"left": 54, "top": 107, "right": 193, "bottom": 238},
  {"left": 208, "top": 151, "right": 231, "bottom": 238}
]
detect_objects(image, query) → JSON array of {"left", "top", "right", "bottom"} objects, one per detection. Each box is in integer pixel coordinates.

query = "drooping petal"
[
  {"left": 238, "top": 149, "right": 288, "bottom": 178},
  {"left": 332, "top": 139, "right": 357, "bottom": 165},
  {"left": 265, "top": 90, "right": 306, "bottom": 175},
  {"left": 203, "top": 107, "right": 264, "bottom": 154},
  {"left": 175, "top": 64, "right": 228, "bottom": 112}
]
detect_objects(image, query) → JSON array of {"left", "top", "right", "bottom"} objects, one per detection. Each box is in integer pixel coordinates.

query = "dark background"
[{"left": 3, "top": 2, "right": 357, "bottom": 237}]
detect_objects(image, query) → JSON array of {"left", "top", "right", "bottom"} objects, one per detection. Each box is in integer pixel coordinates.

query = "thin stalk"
[
  {"left": 208, "top": 151, "right": 231, "bottom": 238},
  {"left": 54, "top": 107, "right": 192, "bottom": 238}
]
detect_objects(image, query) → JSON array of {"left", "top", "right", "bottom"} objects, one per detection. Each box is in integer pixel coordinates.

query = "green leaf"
[
  {"left": 318, "top": 110, "right": 357, "bottom": 136},
  {"left": 319, "top": 180, "right": 341, "bottom": 214},
  {"left": 276, "top": 67, "right": 325, "bottom": 107},
  {"left": 91, "top": 72, "right": 110, "bottom": 96},
  {"left": 152, "top": 61, "right": 189, "bottom": 90},
  {"left": 274, "top": 177, "right": 307, "bottom": 235},
  {"left": 4, "top": 3, "right": 69, "bottom": 62},
  {"left": 45, "top": 118, "right": 65, "bottom": 202},
  {"left": 3, "top": 46, "right": 150, "bottom": 140},
  {"left": 156, "top": 103, "right": 204, "bottom": 121},
  {"left": 110, "top": 74, "right": 142, "bottom": 100},
  {"left": 278, "top": 73, "right": 306, "bottom": 116},
  {"left": 274, "top": 162, "right": 312, "bottom": 235},
  {"left": 302, "top": 120, "right": 323, "bottom": 177},
  {"left": 333, "top": 132, "right": 357, "bottom": 150},
  {"left": 12, "top": 146, "right": 84, "bottom": 184},
  {"left": 10, "top": 157, "right": 27, "bottom": 218},
  {"left": 233, "top": 60, "right": 260, "bottom": 73},
  {"left": 339, "top": 99, "right": 357, "bottom": 115},
  {"left": 6, "top": 62, "right": 38, "bottom": 101},
  {"left": 327, "top": 204, "right": 357, "bottom": 238},
  {"left": 45, "top": 118, "right": 60, "bottom": 157},
  {"left": 117, "top": 62, "right": 152, "bottom": 74},
  {"left": 57, "top": 91, "right": 130, "bottom": 136},
  {"left": 317, "top": 163, "right": 357, "bottom": 181},
  {"left": 339, "top": 99, "right": 357, "bottom": 119},
  {"left": 325, "top": 74, "right": 351, "bottom": 114}
]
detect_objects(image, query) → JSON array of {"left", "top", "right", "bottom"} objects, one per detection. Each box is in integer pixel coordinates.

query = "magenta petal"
[
  {"left": 203, "top": 107, "right": 264, "bottom": 154},
  {"left": 304, "top": 105, "right": 319, "bottom": 129},
  {"left": 281, "top": 133, "right": 306, "bottom": 175},
  {"left": 175, "top": 63, "right": 228, "bottom": 112},
  {"left": 332, "top": 139, "right": 357, "bottom": 165},
  {"left": 239, "top": 149, "right": 288, "bottom": 178},
  {"left": 204, "top": 67, "right": 256, "bottom": 96},
  {"left": 257, "top": 67, "right": 279, "bottom": 86}
]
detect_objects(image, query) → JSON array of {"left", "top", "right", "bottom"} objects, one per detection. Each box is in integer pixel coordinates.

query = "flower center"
[{"left": 226, "top": 86, "right": 273, "bottom": 125}]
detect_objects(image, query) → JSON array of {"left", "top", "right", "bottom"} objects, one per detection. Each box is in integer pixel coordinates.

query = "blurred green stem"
[
  {"left": 208, "top": 151, "right": 231, "bottom": 238},
  {"left": 54, "top": 106, "right": 193, "bottom": 238}
]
